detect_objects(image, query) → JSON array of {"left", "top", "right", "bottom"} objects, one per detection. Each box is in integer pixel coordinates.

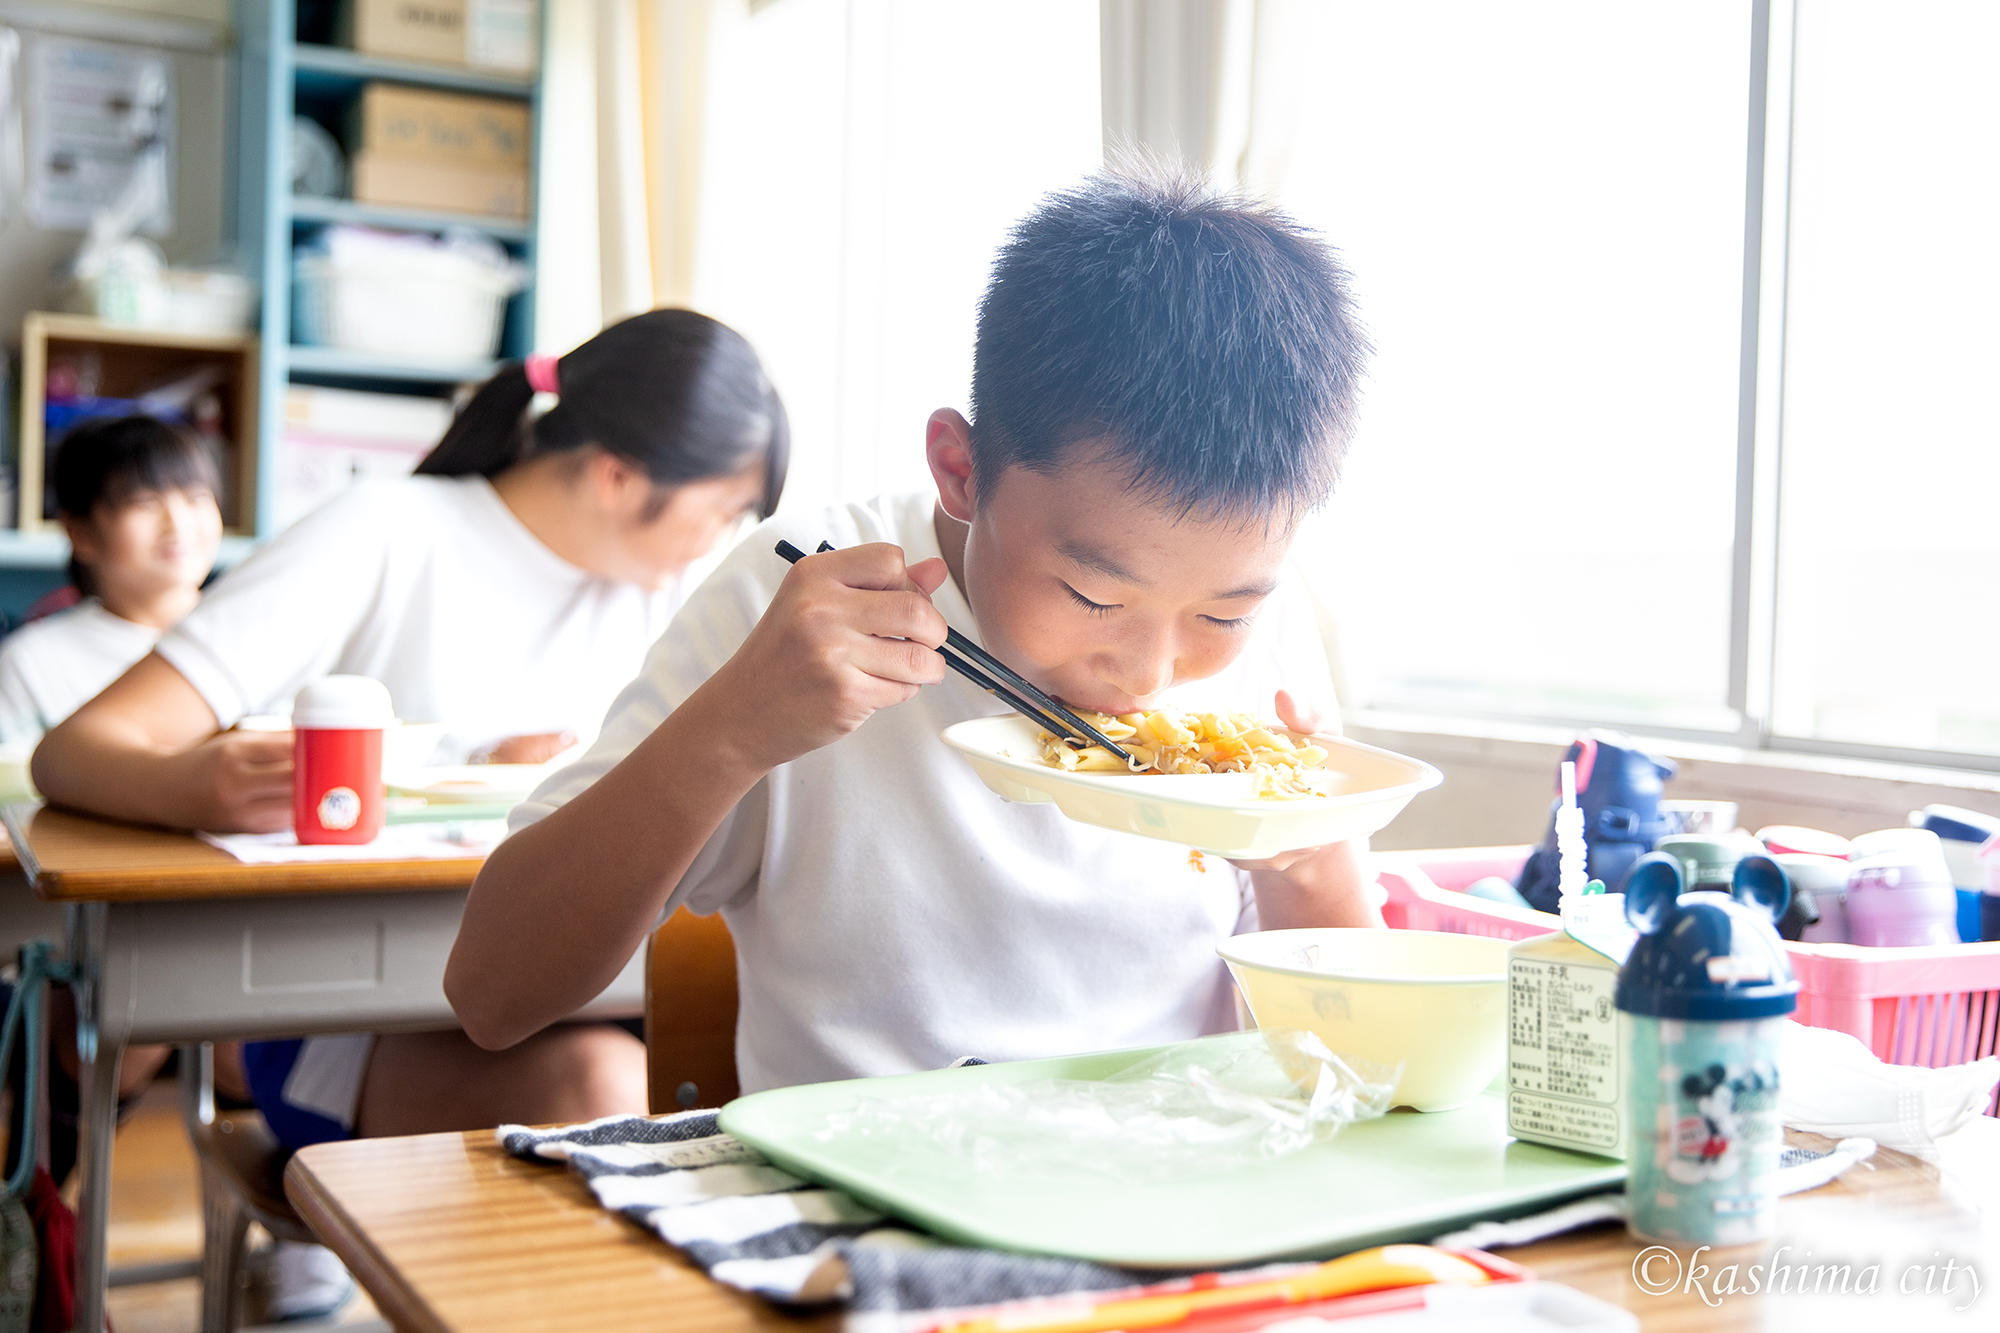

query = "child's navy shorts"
[{"left": 242, "top": 1035, "right": 374, "bottom": 1151}]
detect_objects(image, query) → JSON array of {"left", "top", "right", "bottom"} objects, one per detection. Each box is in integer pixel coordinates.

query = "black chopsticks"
[{"left": 773, "top": 539, "right": 1134, "bottom": 762}]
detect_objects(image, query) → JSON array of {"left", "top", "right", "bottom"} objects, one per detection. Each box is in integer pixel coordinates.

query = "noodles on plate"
[{"left": 1037, "top": 709, "right": 1329, "bottom": 799}]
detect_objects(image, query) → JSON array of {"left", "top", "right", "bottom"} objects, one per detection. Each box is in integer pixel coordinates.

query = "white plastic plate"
[
  {"left": 940, "top": 715, "right": 1442, "bottom": 859},
  {"left": 384, "top": 764, "right": 547, "bottom": 805}
]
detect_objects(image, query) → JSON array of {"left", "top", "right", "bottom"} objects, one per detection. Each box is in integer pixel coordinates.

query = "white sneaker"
[{"left": 264, "top": 1241, "right": 356, "bottom": 1323}]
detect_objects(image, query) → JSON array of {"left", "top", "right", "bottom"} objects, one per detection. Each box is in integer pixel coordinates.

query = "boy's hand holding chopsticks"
[{"left": 704, "top": 542, "right": 952, "bottom": 770}]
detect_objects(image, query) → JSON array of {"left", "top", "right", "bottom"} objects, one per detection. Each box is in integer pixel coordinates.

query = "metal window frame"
[
  {"left": 1741, "top": 0, "right": 2000, "bottom": 776},
  {"left": 1389, "top": 0, "right": 2000, "bottom": 778},
  {"left": 1729, "top": 0, "right": 1783, "bottom": 748}
]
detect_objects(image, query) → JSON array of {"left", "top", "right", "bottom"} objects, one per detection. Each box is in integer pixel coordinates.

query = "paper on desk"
[{"left": 198, "top": 821, "right": 508, "bottom": 864}]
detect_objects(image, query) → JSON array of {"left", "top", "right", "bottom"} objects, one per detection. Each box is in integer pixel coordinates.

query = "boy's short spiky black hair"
[{"left": 969, "top": 169, "right": 1369, "bottom": 522}]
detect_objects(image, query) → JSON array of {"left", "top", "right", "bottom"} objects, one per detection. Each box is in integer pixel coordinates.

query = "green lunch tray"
[{"left": 719, "top": 1046, "right": 1626, "bottom": 1269}]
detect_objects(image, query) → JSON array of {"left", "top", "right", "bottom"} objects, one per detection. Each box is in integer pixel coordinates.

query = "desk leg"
[
  {"left": 72, "top": 1032, "right": 118, "bottom": 1333},
  {"left": 68, "top": 900, "right": 114, "bottom": 1333}
]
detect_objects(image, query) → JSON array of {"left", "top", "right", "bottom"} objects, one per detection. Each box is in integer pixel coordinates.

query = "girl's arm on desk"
[
  {"left": 448, "top": 544, "right": 950, "bottom": 1050},
  {"left": 32, "top": 653, "right": 293, "bottom": 832}
]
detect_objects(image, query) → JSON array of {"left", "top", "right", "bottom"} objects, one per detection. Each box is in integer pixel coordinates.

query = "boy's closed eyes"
[{"left": 927, "top": 428, "right": 1290, "bottom": 719}]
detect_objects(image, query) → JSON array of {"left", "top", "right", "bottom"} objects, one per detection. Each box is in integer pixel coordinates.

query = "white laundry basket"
[{"left": 292, "top": 228, "right": 524, "bottom": 363}]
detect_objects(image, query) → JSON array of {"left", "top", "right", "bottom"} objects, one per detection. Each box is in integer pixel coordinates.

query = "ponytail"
[
  {"left": 412, "top": 362, "right": 537, "bottom": 479},
  {"left": 412, "top": 310, "right": 789, "bottom": 514}
]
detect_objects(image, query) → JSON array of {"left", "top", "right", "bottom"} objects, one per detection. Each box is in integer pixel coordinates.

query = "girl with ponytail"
[
  {"left": 33, "top": 308, "right": 790, "bottom": 1151},
  {"left": 416, "top": 305, "right": 788, "bottom": 519}
]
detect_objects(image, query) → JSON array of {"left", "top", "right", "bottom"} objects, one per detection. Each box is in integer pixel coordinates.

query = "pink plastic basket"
[
  {"left": 1375, "top": 846, "right": 1558, "bottom": 940},
  {"left": 1376, "top": 845, "right": 2000, "bottom": 1116}
]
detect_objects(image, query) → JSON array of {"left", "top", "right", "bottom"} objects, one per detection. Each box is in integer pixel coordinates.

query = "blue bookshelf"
[
  {"left": 234, "top": 2, "right": 543, "bottom": 539},
  {"left": 0, "top": 6, "right": 543, "bottom": 615},
  {"left": 291, "top": 41, "right": 536, "bottom": 97},
  {"left": 289, "top": 195, "right": 532, "bottom": 244}
]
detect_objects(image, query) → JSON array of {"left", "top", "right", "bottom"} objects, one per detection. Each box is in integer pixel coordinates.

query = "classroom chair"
[
  {"left": 176, "top": 909, "right": 737, "bottom": 1327},
  {"left": 646, "top": 907, "right": 740, "bottom": 1111},
  {"left": 179, "top": 1043, "right": 321, "bottom": 1333}
]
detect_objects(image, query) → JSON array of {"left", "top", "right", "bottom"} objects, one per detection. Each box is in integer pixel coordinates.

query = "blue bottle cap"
[
  {"left": 1615, "top": 852, "right": 1799, "bottom": 1021},
  {"left": 1917, "top": 804, "right": 2000, "bottom": 846}
]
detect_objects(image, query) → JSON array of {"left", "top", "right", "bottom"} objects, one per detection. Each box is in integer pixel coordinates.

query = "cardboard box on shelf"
[
  {"left": 352, "top": 0, "right": 464, "bottom": 67},
  {"left": 351, "top": 152, "right": 529, "bottom": 218},
  {"left": 353, "top": 84, "right": 531, "bottom": 168},
  {"left": 349, "top": 0, "right": 538, "bottom": 74}
]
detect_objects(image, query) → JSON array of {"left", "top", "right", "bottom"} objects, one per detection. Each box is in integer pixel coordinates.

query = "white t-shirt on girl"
[
  {"left": 0, "top": 600, "right": 162, "bottom": 742},
  {"left": 156, "top": 474, "right": 692, "bottom": 764},
  {"left": 512, "top": 491, "right": 1343, "bottom": 1095}
]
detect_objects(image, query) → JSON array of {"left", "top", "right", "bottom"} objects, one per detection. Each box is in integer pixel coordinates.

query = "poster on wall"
[
  {"left": 25, "top": 33, "right": 174, "bottom": 234},
  {"left": 0, "top": 27, "right": 20, "bottom": 219}
]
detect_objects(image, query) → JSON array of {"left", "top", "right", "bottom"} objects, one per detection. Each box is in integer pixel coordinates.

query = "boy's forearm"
[
  {"left": 447, "top": 681, "right": 769, "bottom": 1048},
  {"left": 451, "top": 546, "right": 957, "bottom": 1047},
  {"left": 1249, "top": 839, "right": 1380, "bottom": 930}
]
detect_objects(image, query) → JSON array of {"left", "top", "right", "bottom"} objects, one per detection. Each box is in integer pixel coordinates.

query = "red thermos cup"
[{"left": 292, "top": 676, "right": 394, "bottom": 844}]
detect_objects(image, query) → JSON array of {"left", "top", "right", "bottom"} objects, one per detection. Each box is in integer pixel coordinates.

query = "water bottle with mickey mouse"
[{"left": 1616, "top": 850, "right": 1799, "bottom": 1245}]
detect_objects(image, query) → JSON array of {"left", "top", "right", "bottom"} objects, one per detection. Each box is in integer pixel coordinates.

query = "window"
[
  {"left": 1277, "top": 1, "right": 1999, "bottom": 770},
  {"left": 1281, "top": 1, "right": 1752, "bottom": 737},
  {"left": 1769, "top": 0, "right": 2000, "bottom": 760}
]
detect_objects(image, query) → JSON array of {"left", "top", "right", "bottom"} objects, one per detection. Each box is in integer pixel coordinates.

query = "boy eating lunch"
[{"left": 449, "top": 169, "right": 1375, "bottom": 1091}]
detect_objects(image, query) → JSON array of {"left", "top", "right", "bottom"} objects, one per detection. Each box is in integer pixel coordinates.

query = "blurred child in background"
[
  {"left": 0, "top": 414, "right": 253, "bottom": 1290},
  {"left": 0, "top": 415, "right": 220, "bottom": 742}
]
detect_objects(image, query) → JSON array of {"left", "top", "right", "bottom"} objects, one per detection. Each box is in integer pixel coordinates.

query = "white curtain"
[
  {"left": 535, "top": 0, "right": 716, "bottom": 353},
  {"left": 543, "top": 0, "right": 1328, "bottom": 355},
  {"left": 1098, "top": 0, "right": 1325, "bottom": 198},
  {"left": 688, "top": 0, "right": 1101, "bottom": 514}
]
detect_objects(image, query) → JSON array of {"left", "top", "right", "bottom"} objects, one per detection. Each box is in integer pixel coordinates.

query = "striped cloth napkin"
[{"left": 496, "top": 1108, "right": 1180, "bottom": 1329}]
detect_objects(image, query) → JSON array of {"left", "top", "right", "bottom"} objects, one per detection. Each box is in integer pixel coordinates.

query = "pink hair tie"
[{"left": 523, "top": 352, "right": 561, "bottom": 396}]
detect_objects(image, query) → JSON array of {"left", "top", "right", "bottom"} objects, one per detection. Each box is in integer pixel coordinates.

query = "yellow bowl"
[{"left": 1217, "top": 928, "right": 1511, "bottom": 1112}]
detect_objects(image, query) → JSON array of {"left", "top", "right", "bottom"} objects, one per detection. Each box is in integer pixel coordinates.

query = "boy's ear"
[{"left": 926, "top": 409, "right": 977, "bottom": 523}]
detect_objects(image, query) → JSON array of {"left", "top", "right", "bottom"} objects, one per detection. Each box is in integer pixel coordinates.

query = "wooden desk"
[
  {"left": 2, "top": 802, "right": 645, "bottom": 1333},
  {"left": 11, "top": 804, "right": 478, "bottom": 900},
  {"left": 0, "top": 820, "right": 64, "bottom": 959},
  {"left": 290, "top": 1130, "right": 831, "bottom": 1333},
  {"left": 290, "top": 1119, "right": 2000, "bottom": 1332}
]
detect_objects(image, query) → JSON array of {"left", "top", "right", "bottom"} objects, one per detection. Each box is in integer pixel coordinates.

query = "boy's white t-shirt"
[
  {"left": 0, "top": 600, "right": 162, "bottom": 742},
  {"left": 512, "top": 492, "right": 1341, "bottom": 1094},
  {"left": 156, "top": 475, "right": 690, "bottom": 763}
]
